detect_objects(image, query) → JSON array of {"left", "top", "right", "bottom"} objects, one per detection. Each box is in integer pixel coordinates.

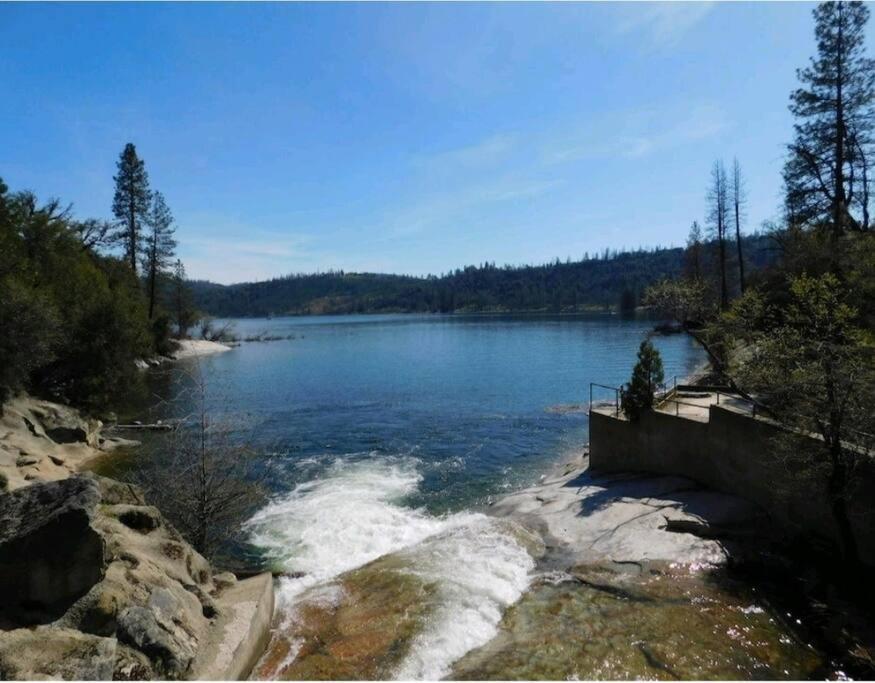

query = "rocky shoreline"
[{"left": 0, "top": 391, "right": 272, "bottom": 681}]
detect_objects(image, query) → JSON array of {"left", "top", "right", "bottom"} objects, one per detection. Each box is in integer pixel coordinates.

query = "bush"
[{"left": 621, "top": 339, "right": 664, "bottom": 421}]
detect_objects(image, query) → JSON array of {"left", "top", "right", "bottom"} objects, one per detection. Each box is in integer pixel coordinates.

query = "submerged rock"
[
  {"left": 452, "top": 566, "right": 825, "bottom": 680},
  {"left": 255, "top": 554, "right": 439, "bottom": 680}
]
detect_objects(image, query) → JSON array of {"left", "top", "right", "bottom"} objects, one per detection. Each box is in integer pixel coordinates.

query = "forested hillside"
[{"left": 192, "top": 234, "right": 774, "bottom": 317}]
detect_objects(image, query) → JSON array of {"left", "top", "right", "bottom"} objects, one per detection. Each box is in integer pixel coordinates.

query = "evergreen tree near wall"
[
  {"left": 142, "top": 191, "right": 177, "bottom": 320},
  {"left": 784, "top": 1, "right": 875, "bottom": 237},
  {"left": 112, "top": 143, "right": 151, "bottom": 275},
  {"left": 620, "top": 339, "right": 665, "bottom": 421}
]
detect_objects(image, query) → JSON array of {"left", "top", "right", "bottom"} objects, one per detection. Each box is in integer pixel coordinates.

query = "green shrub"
[{"left": 621, "top": 339, "right": 665, "bottom": 421}]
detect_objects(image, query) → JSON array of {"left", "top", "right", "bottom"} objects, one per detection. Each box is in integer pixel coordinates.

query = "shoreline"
[{"left": 0, "top": 392, "right": 274, "bottom": 680}]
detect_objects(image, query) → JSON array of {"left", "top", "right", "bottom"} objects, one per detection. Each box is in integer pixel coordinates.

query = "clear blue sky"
[{"left": 0, "top": 2, "right": 859, "bottom": 284}]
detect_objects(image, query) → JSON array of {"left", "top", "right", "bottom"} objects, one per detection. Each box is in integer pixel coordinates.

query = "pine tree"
[
  {"left": 621, "top": 339, "right": 665, "bottom": 421},
  {"left": 142, "top": 191, "right": 177, "bottom": 319},
  {"left": 112, "top": 143, "right": 151, "bottom": 275},
  {"left": 784, "top": 1, "right": 875, "bottom": 237},
  {"left": 171, "top": 259, "right": 196, "bottom": 338},
  {"left": 685, "top": 221, "right": 703, "bottom": 281}
]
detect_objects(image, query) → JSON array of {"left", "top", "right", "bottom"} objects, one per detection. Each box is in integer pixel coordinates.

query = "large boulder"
[
  {"left": 0, "top": 476, "right": 105, "bottom": 624},
  {"left": 0, "top": 474, "right": 241, "bottom": 680}
]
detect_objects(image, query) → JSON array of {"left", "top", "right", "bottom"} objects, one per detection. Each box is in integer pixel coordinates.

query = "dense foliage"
[
  {"left": 640, "top": 1, "right": 875, "bottom": 567},
  {"left": 0, "top": 180, "right": 156, "bottom": 409},
  {"left": 0, "top": 144, "right": 185, "bottom": 411},
  {"left": 191, "top": 235, "right": 775, "bottom": 318}
]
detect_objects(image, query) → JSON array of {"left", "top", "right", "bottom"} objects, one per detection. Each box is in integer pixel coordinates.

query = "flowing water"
[{"left": 108, "top": 313, "right": 828, "bottom": 679}]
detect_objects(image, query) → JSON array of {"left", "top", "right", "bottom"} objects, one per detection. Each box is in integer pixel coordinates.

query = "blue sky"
[{"left": 0, "top": 2, "right": 857, "bottom": 284}]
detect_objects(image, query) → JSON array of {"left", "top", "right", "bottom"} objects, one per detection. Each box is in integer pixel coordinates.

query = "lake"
[{"left": 116, "top": 313, "right": 711, "bottom": 678}]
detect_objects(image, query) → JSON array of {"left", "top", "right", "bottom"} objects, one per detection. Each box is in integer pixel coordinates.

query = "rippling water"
[{"left": 118, "top": 313, "right": 782, "bottom": 679}]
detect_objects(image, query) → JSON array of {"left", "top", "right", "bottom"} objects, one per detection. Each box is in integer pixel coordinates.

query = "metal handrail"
[{"left": 589, "top": 382, "right": 620, "bottom": 417}]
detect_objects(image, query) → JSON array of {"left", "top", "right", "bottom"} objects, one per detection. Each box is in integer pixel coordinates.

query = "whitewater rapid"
[{"left": 245, "top": 456, "right": 535, "bottom": 679}]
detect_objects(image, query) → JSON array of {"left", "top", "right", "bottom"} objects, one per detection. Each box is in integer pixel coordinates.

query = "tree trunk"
[
  {"left": 828, "top": 445, "right": 859, "bottom": 565},
  {"left": 719, "top": 226, "right": 728, "bottom": 310},
  {"left": 734, "top": 201, "right": 745, "bottom": 294},
  {"left": 834, "top": 4, "right": 847, "bottom": 240},
  {"left": 128, "top": 177, "right": 137, "bottom": 275}
]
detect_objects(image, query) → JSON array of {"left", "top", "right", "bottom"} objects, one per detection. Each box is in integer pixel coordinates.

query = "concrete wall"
[{"left": 590, "top": 406, "right": 875, "bottom": 565}]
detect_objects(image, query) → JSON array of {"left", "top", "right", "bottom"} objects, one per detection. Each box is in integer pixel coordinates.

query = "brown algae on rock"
[{"left": 452, "top": 564, "right": 824, "bottom": 680}]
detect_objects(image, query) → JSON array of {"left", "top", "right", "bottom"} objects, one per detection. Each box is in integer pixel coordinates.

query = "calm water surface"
[{"left": 136, "top": 313, "right": 704, "bottom": 512}]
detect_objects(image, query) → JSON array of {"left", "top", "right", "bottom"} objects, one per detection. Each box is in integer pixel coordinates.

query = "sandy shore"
[{"left": 171, "top": 338, "right": 234, "bottom": 359}]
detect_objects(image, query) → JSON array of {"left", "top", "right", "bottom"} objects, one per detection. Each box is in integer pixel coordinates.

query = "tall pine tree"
[
  {"left": 112, "top": 143, "right": 151, "bottom": 275},
  {"left": 142, "top": 191, "right": 177, "bottom": 320},
  {"left": 784, "top": 1, "right": 875, "bottom": 237}
]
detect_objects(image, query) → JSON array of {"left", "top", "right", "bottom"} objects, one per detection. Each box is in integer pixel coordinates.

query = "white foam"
[{"left": 246, "top": 456, "right": 534, "bottom": 679}]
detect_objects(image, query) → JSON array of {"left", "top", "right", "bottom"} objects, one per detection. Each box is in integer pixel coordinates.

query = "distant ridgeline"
[{"left": 192, "top": 234, "right": 775, "bottom": 317}]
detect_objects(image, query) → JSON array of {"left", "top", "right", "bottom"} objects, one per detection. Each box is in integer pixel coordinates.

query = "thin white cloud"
[
  {"left": 416, "top": 133, "right": 518, "bottom": 172},
  {"left": 384, "top": 176, "right": 563, "bottom": 239},
  {"left": 614, "top": 2, "right": 714, "bottom": 50},
  {"left": 542, "top": 102, "right": 729, "bottom": 165}
]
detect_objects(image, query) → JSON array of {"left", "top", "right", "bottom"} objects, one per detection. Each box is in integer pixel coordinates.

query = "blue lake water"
[
  {"left": 162, "top": 313, "right": 704, "bottom": 512},
  {"left": 125, "top": 313, "right": 707, "bottom": 678}
]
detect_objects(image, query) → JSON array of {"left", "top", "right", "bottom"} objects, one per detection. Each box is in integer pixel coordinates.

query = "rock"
[
  {"left": 28, "top": 401, "right": 102, "bottom": 448},
  {"left": 0, "top": 476, "right": 105, "bottom": 625},
  {"left": 15, "top": 454, "right": 39, "bottom": 466},
  {"left": 117, "top": 604, "right": 195, "bottom": 678},
  {"left": 0, "top": 627, "right": 117, "bottom": 680},
  {"left": 213, "top": 571, "right": 238, "bottom": 590},
  {"left": 49, "top": 454, "right": 66, "bottom": 466},
  {"left": 111, "top": 504, "right": 162, "bottom": 533},
  {"left": 94, "top": 476, "right": 145, "bottom": 505}
]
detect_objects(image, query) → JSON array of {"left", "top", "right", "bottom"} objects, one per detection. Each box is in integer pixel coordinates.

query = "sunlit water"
[{"left": 106, "top": 314, "right": 823, "bottom": 679}]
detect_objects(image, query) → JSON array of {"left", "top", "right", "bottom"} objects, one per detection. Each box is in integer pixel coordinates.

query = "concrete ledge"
[{"left": 192, "top": 572, "right": 275, "bottom": 680}]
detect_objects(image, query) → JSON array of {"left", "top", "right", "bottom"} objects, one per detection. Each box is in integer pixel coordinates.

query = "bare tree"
[
  {"left": 707, "top": 160, "right": 731, "bottom": 310},
  {"left": 731, "top": 159, "right": 747, "bottom": 293},
  {"left": 136, "top": 362, "right": 266, "bottom": 561}
]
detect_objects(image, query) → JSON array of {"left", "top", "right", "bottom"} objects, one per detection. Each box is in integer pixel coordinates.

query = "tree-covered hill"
[{"left": 191, "top": 234, "right": 775, "bottom": 317}]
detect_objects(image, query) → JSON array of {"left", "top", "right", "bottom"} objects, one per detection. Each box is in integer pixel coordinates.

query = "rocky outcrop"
[
  {"left": 0, "top": 476, "right": 105, "bottom": 625},
  {"left": 0, "top": 473, "right": 273, "bottom": 680},
  {"left": 0, "top": 394, "right": 138, "bottom": 492}
]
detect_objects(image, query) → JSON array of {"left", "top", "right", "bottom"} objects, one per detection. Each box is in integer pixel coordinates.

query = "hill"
[{"left": 190, "top": 235, "right": 775, "bottom": 318}]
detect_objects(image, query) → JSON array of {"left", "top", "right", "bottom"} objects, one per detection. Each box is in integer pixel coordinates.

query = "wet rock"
[
  {"left": 255, "top": 556, "right": 438, "bottom": 680},
  {"left": 0, "top": 476, "right": 105, "bottom": 624}
]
